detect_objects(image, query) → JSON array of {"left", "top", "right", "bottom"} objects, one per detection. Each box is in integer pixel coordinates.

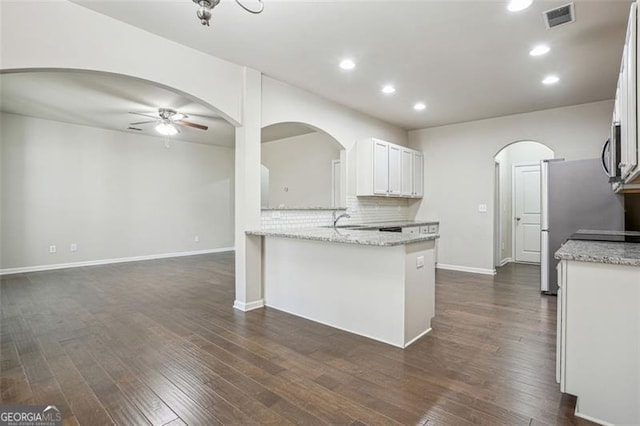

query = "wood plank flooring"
[{"left": 1, "top": 253, "right": 594, "bottom": 425}]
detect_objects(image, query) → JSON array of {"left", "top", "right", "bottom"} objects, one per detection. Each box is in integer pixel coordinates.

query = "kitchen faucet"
[{"left": 332, "top": 210, "right": 351, "bottom": 230}]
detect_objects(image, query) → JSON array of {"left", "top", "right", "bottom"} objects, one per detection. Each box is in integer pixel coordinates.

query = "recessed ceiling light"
[
  {"left": 381, "top": 84, "right": 396, "bottom": 94},
  {"left": 414, "top": 102, "right": 426, "bottom": 111},
  {"left": 542, "top": 75, "right": 560, "bottom": 85},
  {"left": 507, "top": 0, "right": 533, "bottom": 12},
  {"left": 339, "top": 59, "right": 356, "bottom": 71},
  {"left": 530, "top": 44, "right": 550, "bottom": 56}
]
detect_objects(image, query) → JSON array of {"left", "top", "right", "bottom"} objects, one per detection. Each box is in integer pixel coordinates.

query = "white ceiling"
[
  {"left": 71, "top": 0, "right": 631, "bottom": 130},
  {"left": 0, "top": 71, "right": 235, "bottom": 147}
]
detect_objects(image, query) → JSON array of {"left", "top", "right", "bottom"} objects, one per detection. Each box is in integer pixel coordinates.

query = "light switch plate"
[
  {"left": 416, "top": 256, "right": 425, "bottom": 268},
  {"left": 478, "top": 204, "right": 488, "bottom": 213}
]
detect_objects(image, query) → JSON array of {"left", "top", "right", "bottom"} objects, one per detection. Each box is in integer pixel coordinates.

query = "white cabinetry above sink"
[{"left": 357, "top": 138, "right": 423, "bottom": 198}]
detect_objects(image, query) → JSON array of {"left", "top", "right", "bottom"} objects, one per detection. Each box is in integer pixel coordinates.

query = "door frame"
[
  {"left": 511, "top": 161, "right": 542, "bottom": 264},
  {"left": 494, "top": 161, "right": 501, "bottom": 268}
]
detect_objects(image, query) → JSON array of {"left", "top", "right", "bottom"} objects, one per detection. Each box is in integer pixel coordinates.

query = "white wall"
[
  {"left": 409, "top": 100, "right": 613, "bottom": 273},
  {"left": 262, "top": 131, "right": 341, "bottom": 208},
  {"left": 495, "top": 142, "right": 554, "bottom": 264},
  {"left": 1, "top": 113, "right": 234, "bottom": 270}
]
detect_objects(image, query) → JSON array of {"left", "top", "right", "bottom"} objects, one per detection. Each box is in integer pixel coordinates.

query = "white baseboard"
[
  {"left": 0, "top": 247, "right": 235, "bottom": 276},
  {"left": 436, "top": 263, "right": 497, "bottom": 276},
  {"left": 233, "top": 299, "right": 265, "bottom": 312},
  {"left": 574, "top": 399, "right": 615, "bottom": 426},
  {"left": 404, "top": 328, "right": 432, "bottom": 348},
  {"left": 498, "top": 257, "right": 513, "bottom": 267}
]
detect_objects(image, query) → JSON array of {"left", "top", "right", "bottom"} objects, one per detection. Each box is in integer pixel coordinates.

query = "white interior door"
[{"left": 514, "top": 164, "right": 541, "bottom": 263}]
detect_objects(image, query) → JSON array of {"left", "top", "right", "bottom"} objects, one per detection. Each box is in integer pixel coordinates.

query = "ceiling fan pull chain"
[{"left": 235, "top": 0, "right": 264, "bottom": 14}]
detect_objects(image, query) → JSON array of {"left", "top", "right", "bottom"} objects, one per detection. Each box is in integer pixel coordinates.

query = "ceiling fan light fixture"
[
  {"left": 192, "top": 0, "right": 263, "bottom": 27},
  {"left": 156, "top": 121, "right": 178, "bottom": 136}
]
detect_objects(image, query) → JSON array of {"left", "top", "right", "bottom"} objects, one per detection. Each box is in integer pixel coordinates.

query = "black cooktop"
[{"left": 569, "top": 231, "right": 640, "bottom": 243}]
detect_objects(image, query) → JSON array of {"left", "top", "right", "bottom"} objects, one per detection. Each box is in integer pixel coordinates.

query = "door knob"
[{"left": 516, "top": 217, "right": 521, "bottom": 221}]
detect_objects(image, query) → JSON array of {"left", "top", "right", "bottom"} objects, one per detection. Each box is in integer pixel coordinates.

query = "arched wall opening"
[
  {"left": 493, "top": 141, "right": 554, "bottom": 269},
  {"left": 0, "top": 68, "right": 237, "bottom": 272},
  {"left": 260, "top": 122, "right": 347, "bottom": 209}
]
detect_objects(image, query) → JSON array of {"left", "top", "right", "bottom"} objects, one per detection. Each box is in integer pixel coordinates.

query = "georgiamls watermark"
[{"left": 0, "top": 405, "right": 62, "bottom": 426}]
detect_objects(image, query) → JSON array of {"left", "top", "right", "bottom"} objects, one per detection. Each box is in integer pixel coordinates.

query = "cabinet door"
[
  {"left": 413, "top": 152, "right": 424, "bottom": 197},
  {"left": 373, "top": 140, "right": 389, "bottom": 195},
  {"left": 556, "top": 260, "right": 567, "bottom": 392},
  {"left": 622, "top": 4, "right": 638, "bottom": 179},
  {"left": 388, "top": 145, "right": 402, "bottom": 195},
  {"left": 400, "top": 149, "right": 414, "bottom": 196}
]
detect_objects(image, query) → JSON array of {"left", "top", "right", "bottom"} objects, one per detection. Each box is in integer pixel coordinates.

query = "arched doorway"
[
  {"left": 493, "top": 141, "right": 554, "bottom": 268},
  {"left": 0, "top": 69, "right": 236, "bottom": 271},
  {"left": 260, "top": 122, "right": 346, "bottom": 209}
]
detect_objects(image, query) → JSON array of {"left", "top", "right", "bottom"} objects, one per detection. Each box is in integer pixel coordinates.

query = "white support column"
[{"left": 233, "top": 67, "right": 264, "bottom": 312}]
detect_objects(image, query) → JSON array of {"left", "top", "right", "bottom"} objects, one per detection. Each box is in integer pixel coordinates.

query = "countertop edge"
[
  {"left": 554, "top": 240, "right": 640, "bottom": 267},
  {"left": 246, "top": 229, "right": 439, "bottom": 247}
]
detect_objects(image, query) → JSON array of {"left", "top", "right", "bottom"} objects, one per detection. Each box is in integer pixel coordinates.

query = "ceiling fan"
[{"left": 128, "top": 108, "right": 208, "bottom": 136}]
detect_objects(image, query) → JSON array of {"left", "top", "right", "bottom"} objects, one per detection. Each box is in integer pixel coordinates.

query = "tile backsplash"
[{"left": 260, "top": 196, "right": 410, "bottom": 230}]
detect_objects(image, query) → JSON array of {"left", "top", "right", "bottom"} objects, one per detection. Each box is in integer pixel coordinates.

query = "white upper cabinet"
[
  {"left": 357, "top": 138, "right": 424, "bottom": 198},
  {"left": 622, "top": 3, "right": 637, "bottom": 179},
  {"left": 616, "top": 2, "right": 640, "bottom": 188},
  {"left": 372, "top": 140, "right": 389, "bottom": 195},
  {"left": 401, "top": 149, "right": 414, "bottom": 196},
  {"left": 388, "top": 145, "right": 402, "bottom": 196},
  {"left": 413, "top": 152, "right": 424, "bottom": 197}
]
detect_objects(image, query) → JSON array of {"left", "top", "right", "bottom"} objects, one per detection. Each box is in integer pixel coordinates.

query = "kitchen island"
[
  {"left": 246, "top": 227, "right": 439, "bottom": 348},
  {"left": 554, "top": 238, "right": 640, "bottom": 426}
]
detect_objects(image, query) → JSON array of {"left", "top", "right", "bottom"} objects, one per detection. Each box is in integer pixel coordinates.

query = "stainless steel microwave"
[{"left": 602, "top": 122, "right": 621, "bottom": 182}]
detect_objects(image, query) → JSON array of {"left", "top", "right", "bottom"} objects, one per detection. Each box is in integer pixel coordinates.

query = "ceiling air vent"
[{"left": 543, "top": 3, "right": 575, "bottom": 29}]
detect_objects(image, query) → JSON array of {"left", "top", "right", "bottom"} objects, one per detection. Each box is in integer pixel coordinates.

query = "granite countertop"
[
  {"left": 555, "top": 240, "right": 640, "bottom": 267},
  {"left": 261, "top": 207, "right": 347, "bottom": 211},
  {"left": 246, "top": 227, "right": 439, "bottom": 247},
  {"left": 347, "top": 220, "right": 440, "bottom": 229},
  {"left": 339, "top": 220, "right": 439, "bottom": 230}
]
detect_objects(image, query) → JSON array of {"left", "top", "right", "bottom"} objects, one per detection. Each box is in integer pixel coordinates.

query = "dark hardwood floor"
[{"left": 1, "top": 253, "right": 594, "bottom": 425}]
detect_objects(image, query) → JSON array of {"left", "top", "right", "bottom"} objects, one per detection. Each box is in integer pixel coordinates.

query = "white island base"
[{"left": 263, "top": 237, "right": 436, "bottom": 348}]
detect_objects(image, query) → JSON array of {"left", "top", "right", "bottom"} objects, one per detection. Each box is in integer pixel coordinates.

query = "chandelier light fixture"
[{"left": 192, "top": 0, "right": 264, "bottom": 27}]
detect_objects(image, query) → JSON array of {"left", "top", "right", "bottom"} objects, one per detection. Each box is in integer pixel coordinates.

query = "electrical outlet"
[
  {"left": 70, "top": 243, "right": 77, "bottom": 252},
  {"left": 49, "top": 245, "right": 56, "bottom": 254},
  {"left": 478, "top": 204, "right": 488, "bottom": 213},
  {"left": 416, "top": 256, "right": 425, "bottom": 269},
  {"left": 194, "top": 235, "right": 200, "bottom": 243}
]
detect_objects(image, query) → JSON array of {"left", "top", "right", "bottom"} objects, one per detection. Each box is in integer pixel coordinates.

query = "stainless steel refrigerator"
[{"left": 540, "top": 158, "right": 625, "bottom": 294}]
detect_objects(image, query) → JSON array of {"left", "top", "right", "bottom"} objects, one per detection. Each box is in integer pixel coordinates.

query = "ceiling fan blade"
[
  {"left": 176, "top": 120, "right": 208, "bottom": 131},
  {"left": 129, "top": 112, "right": 159, "bottom": 119},
  {"left": 129, "top": 120, "right": 157, "bottom": 125}
]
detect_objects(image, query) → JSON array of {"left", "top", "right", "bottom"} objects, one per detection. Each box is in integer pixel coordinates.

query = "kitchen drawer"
[
  {"left": 402, "top": 226, "right": 419, "bottom": 234},
  {"left": 420, "top": 224, "right": 438, "bottom": 234}
]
